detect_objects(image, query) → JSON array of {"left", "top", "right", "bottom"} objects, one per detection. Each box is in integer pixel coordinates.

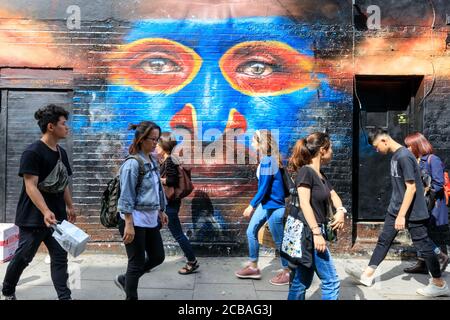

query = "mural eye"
[
  {"left": 219, "top": 41, "right": 318, "bottom": 96},
  {"left": 140, "top": 58, "right": 182, "bottom": 74},
  {"left": 108, "top": 38, "right": 202, "bottom": 94},
  {"left": 237, "top": 61, "right": 276, "bottom": 77}
]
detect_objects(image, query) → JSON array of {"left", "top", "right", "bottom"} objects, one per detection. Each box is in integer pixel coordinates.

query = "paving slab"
[{"left": 1, "top": 254, "right": 449, "bottom": 300}]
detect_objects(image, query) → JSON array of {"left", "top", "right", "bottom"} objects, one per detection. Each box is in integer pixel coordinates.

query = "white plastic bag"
[{"left": 52, "top": 220, "right": 90, "bottom": 257}]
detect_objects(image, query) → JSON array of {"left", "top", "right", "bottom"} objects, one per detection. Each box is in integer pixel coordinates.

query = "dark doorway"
[
  {"left": 353, "top": 75, "right": 424, "bottom": 221},
  {"left": 0, "top": 68, "right": 73, "bottom": 223}
]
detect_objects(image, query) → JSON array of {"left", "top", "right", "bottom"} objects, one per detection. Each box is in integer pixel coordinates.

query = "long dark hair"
[
  {"left": 289, "top": 132, "right": 331, "bottom": 171},
  {"left": 128, "top": 121, "right": 161, "bottom": 155}
]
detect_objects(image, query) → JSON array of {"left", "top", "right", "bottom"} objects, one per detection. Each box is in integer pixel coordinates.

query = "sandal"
[{"left": 178, "top": 260, "right": 199, "bottom": 275}]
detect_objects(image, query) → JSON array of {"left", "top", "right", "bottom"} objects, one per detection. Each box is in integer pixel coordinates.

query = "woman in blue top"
[
  {"left": 403, "top": 132, "right": 449, "bottom": 274},
  {"left": 235, "top": 129, "right": 290, "bottom": 286}
]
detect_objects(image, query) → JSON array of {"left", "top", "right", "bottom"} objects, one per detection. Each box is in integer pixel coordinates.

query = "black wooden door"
[
  {"left": 0, "top": 90, "right": 72, "bottom": 223},
  {"left": 355, "top": 76, "right": 423, "bottom": 220}
]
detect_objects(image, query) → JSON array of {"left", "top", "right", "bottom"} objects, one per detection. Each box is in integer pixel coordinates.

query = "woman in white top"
[{"left": 114, "top": 121, "right": 169, "bottom": 300}]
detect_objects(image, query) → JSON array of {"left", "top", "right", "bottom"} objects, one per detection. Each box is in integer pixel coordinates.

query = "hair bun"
[{"left": 34, "top": 109, "right": 44, "bottom": 120}]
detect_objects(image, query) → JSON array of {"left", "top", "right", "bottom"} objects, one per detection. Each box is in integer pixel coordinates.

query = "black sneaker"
[
  {"left": 114, "top": 274, "right": 126, "bottom": 294},
  {"left": 1, "top": 293, "right": 17, "bottom": 300},
  {"left": 404, "top": 259, "right": 429, "bottom": 274}
]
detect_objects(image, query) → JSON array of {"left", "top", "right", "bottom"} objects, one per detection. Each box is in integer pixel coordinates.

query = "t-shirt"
[
  {"left": 15, "top": 140, "right": 72, "bottom": 227},
  {"left": 295, "top": 165, "right": 333, "bottom": 224},
  {"left": 387, "top": 147, "right": 429, "bottom": 221}
]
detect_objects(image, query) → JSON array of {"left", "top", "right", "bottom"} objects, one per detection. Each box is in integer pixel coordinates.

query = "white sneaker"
[
  {"left": 345, "top": 266, "right": 375, "bottom": 287},
  {"left": 416, "top": 280, "right": 450, "bottom": 297}
]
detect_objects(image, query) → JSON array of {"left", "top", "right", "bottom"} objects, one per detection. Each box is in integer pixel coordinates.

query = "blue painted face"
[{"left": 78, "top": 16, "right": 348, "bottom": 156}]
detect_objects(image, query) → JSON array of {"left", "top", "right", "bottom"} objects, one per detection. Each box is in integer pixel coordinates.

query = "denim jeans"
[
  {"left": 246, "top": 205, "right": 288, "bottom": 268},
  {"left": 368, "top": 213, "right": 441, "bottom": 278},
  {"left": 166, "top": 200, "right": 196, "bottom": 262},
  {"left": 2, "top": 227, "right": 71, "bottom": 300},
  {"left": 288, "top": 248, "right": 340, "bottom": 300}
]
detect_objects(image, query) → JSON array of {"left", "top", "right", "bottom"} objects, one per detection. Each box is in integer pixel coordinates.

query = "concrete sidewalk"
[{"left": 0, "top": 253, "right": 449, "bottom": 300}]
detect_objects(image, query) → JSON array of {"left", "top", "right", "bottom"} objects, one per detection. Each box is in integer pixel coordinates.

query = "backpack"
[
  {"left": 421, "top": 155, "right": 434, "bottom": 211},
  {"left": 421, "top": 154, "right": 450, "bottom": 209},
  {"left": 162, "top": 162, "right": 194, "bottom": 201},
  {"left": 100, "top": 155, "right": 146, "bottom": 228}
]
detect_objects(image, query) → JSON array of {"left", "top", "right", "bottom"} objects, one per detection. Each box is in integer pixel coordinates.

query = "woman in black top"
[
  {"left": 156, "top": 132, "right": 198, "bottom": 274},
  {"left": 287, "top": 132, "right": 346, "bottom": 300}
]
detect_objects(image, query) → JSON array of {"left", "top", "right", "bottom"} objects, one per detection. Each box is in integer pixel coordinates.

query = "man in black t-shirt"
[
  {"left": 1, "top": 104, "right": 76, "bottom": 300},
  {"left": 345, "top": 128, "right": 449, "bottom": 297}
]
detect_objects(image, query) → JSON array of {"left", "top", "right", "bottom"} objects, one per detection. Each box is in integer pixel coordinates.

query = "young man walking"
[
  {"left": 1, "top": 104, "right": 76, "bottom": 300},
  {"left": 346, "top": 128, "right": 449, "bottom": 297}
]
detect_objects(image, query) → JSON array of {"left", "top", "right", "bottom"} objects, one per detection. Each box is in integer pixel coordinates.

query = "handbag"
[
  {"left": 162, "top": 157, "right": 194, "bottom": 201},
  {"left": 257, "top": 221, "right": 277, "bottom": 248},
  {"left": 38, "top": 145, "right": 69, "bottom": 194},
  {"left": 51, "top": 220, "right": 90, "bottom": 257},
  {"left": 325, "top": 199, "right": 337, "bottom": 242},
  {"left": 280, "top": 193, "right": 314, "bottom": 268},
  {"left": 280, "top": 166, "right": 295, "bottom": 198}
]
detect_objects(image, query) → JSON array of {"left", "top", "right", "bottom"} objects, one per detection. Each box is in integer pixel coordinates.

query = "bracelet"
[
  {"left": 311, "top": 226, "right": 321, "bottom": 231},
  {"left": 313, "top": 233, "right": 322, "bottom": 236},
  {"left": 337, "top": 207, "right": 347, "bottom": 214}
]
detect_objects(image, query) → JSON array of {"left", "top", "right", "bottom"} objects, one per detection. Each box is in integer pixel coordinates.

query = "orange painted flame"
[
  {"left": 0, "top": 9, "right": 87, "bottom": 70},
  {"left": 339, "top": 34, "right": 450, "bottom": 77}
]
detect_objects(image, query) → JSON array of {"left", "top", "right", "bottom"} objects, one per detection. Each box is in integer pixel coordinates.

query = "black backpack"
[
  {"left": 421, "top": 155, "right": 435, "bottom": 212},
  {"left": 100, "top": 155, "right": 146, "bottom": 228}
]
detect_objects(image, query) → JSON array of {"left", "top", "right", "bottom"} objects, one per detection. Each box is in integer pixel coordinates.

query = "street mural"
[
  {"left": 2, "top": 0, "right": 448, "bottom": 246},
  {"left": 90, "top": 16, "right": 349, "bottom": 242}
]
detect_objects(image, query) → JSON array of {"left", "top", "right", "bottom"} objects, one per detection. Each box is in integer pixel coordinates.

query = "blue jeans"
[
  {"left": 246, "top": 205, "right": 288, "bottom": 268},
  {"left": 166, "top": 200, "right": 196, "bottom": 262},
  {"left": 288, "top": 248, "right": 340, "bottom": 300}
]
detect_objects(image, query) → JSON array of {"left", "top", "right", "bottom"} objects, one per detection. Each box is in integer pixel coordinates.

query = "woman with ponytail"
[
  {"left": 287, "top": 132, "right": 345, "bottom": 300},
  {"left": 235, "top": 129, "right": 290, "bottom": 286},
  {"left": 114, "top": 121, "right": 169, "bottom": 300}
]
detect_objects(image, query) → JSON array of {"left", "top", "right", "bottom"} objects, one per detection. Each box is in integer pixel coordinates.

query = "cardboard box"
[{"left": 0, "top": 224, "right": 19, "bottom": 263}]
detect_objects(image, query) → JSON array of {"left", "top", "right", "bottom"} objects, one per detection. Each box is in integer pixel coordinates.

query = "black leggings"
[
  {"left": 118, "top": 220, "right": 165, "bottom": 300},
  {"left": 369, "top": 213, "right": 441, "bottom": 278}
]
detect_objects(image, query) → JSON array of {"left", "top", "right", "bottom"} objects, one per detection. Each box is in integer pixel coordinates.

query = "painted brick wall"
[{"left": 1, "top": 0, "right": 449, "bottom": 256}]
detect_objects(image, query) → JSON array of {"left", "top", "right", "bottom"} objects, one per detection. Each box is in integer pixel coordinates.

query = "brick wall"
[{"left": 1, "top": 0, "right": 450, "bottom": 256}]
